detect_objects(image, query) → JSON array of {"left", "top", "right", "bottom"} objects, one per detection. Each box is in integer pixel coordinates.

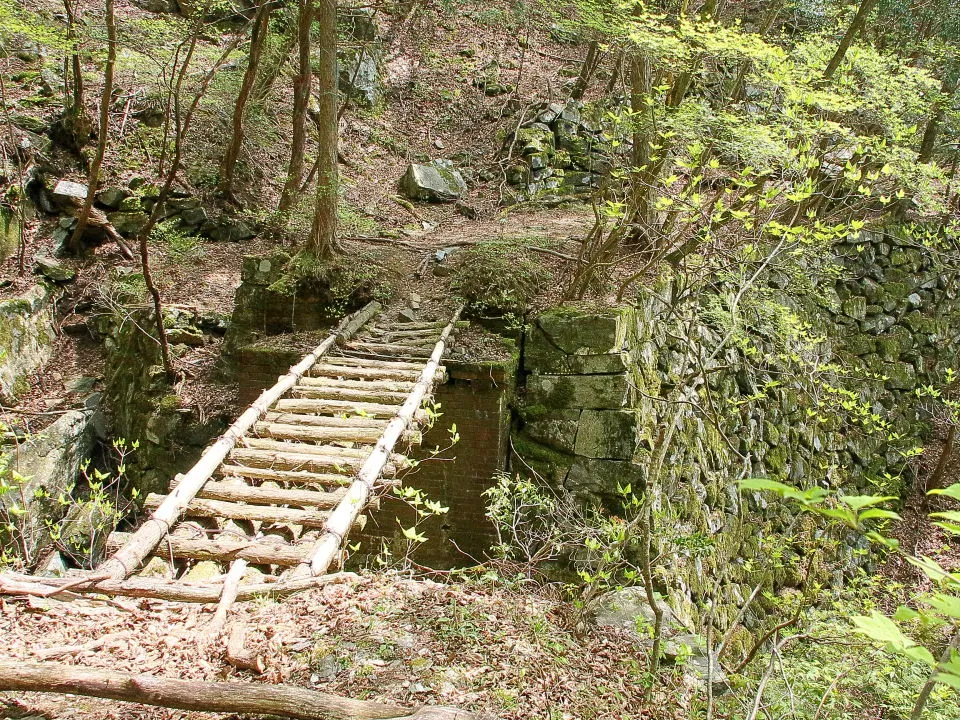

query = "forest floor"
[{"left": 0, "top": 571, "right": 688, "bottom": 720}]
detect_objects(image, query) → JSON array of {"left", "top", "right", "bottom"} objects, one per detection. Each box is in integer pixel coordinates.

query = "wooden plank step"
[
  {"left": 254, "top": 422, "right": 384, "bottom": 444},
  {"left": 369, "top": 321, "right": 447, "bottom": 332},
  {"left": 342, "top": 342, "right": 434, "bottom": 358},
  {"left": 273, "top": 398, "right": 401, "bottom": 417},
  {"left": 230, "top": 448, "right": 398, "bottom": 476},
  {"left": 355, "top": 335, "right": 438, "bottom": 348},
  {"left": 173, "top": 479, "right": 348, "bottom": 508},
  {"left": 323, "top": 356, "right": 430, "bottom": 371},
  {"left": 107, "top": 531, "right": 311, "bottom": 567},
  {"left": 241, "top": 437, "right": 377, "bottom": 459},
  {"left": 143, "top": 493, "right": 331, "bottom": 527},
  {"left": 291, "top": 385, "right": 408, "bottom": 404},
  {"left": 365, "top": 328, "right": 441, "bottom": 341},
  {"left": 254, "top": 421, "right": 421, "bottom": 446},
  {"left": 298, "top": 376, "right": 416, "bottom": 392},
  {"left": 218, "top": 464, "right": 356, "bottom": 486},
  {"left": 262, "top": 411, "right": 388, "bottom": 428},
  {"left": 308, "top": 363, "right": 422, "bottom": 382}
]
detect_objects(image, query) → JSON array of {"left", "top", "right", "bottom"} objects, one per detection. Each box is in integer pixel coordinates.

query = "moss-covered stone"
[
  {"left": 527, "top": 373, "right": 629, "bottom": 410},
  {"left": 524, "top": 409, "right": 581, "bottom": 453},
  {"left": 575, "top": 410, "right": 638, "bottom": 460}
]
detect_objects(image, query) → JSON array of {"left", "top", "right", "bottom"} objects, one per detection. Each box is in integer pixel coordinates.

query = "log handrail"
[{"left": 302, "top": 305, "right": 464, "bottom": 577}]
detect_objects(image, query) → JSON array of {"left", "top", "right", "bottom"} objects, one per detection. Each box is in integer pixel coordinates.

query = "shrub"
[{"left": 451, "top": 241, "right": 552, "bottom": 314}]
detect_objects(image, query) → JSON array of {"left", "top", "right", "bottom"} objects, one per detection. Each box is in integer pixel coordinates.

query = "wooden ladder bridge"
[{"left": 0, "top": 300, "right": 463, "bottom": 607}]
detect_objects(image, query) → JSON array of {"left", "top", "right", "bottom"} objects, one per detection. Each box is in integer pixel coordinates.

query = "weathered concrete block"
[
  {"left": 565, "top": 456, "right": 645, "bottom": 499},
  {"left": 527, "top": 373, "right": 629, "bottom": 410}
]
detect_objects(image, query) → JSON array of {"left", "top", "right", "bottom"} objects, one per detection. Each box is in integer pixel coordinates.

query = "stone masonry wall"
[{"left": 514, "top": 228, "right": 960, "bottom": 633}]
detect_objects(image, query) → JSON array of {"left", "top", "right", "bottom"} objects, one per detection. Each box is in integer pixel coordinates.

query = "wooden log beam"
[
  {"left": 97, "top": 301, "right": 381, "bottom": 580},
  {"left": 218, "top": 464, "right": 355, "bottom": 487},
  {"left": 0, "top": 662, "right": 479, "bottom": 719},
  {"left": 175, "top": 478, "right": 348, "bottom": 508},
  {"left": 229, "top": 448, "right": 397, "bottom": 476},
  {"left": 240, "top": 437, "right": 374, "bottom": 459},
  {"left": 262, "top": 412, "right": 388, "bottom": 428},
  {"left": 107, "top": 531, "right": 311, "bottom": 566},
  {"left": 297, "top": 376, "right": 416, "bottom": 392},
  {"left": 291, "top": 385, "right": 408, "bottom": 404},
  {"left": 142, "top": 494, "right": 331, "bottom": 527},
  {"left": 344, "top": 342, "right": 433, "bottom": 358},
  {"left": 308, "top": 364, "right": 423, "bottom": 382},
  {"left": 323, "top": 356, "right": 433, "bottom": 371},
  {"left": 0, "top": 570, "right": 357, "bottom": 603},
  {"left": 255, "top": 422, "right": 417, "bottom": 446},
  {"left": 273, "top": 398, "right": 401, "bottom": 418}
]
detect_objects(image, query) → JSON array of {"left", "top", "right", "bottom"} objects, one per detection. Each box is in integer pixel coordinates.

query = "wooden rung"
[
  {"left": 378, "top": 321, "right": 448, "bottom": 331},
  {"left": 218, "top": 464, "right": 355, "bottom": 486},
  {"left": 308, "top": 363, "right": 422, "bottom": 382},
  {"left": 262, "top": 412, "right": 388, "bottom": 428},
  {"left": 345, "top": 342, "right": 434, "bottom": 357},
  {"left": 241, "top": 437, "right": 375, "bottom": 459},
  {"left": 324, "top": 356, "right": 428, "bottom": 371},
  {"left": 254, "top": 422, "right": 384, "bottom": 444},
  {"left": 291, "top": 385, "right": 408, "bottom": 404},
  {"left": 273, "top": 398, "right": 402, "bottom": 418},
  {"left": 229, "top": 448, "right": 397, "bottom": 476},
  {"left": 176, "top": 479, "right": 348, "bottom": 508},
  {"left": 298, "top": 376, "right": 416, "bottom": 392},
  {"left": 365, "top": 328, "right": 440, "bottom": 341},
  {"left": 143, "top": 494, "right": 331, "bottom": 527},
  {"left": 107, "top": 531, "right": 311, "bottom": 567}
]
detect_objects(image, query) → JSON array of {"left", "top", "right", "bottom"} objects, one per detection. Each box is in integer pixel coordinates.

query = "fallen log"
[{"left": 0, "top": 662, "right": 480, "bottom": 720}]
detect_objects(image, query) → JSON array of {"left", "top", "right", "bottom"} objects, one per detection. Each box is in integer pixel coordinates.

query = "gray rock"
[
  {"left": 52, "top": 180, "right": 89, "bottom": 204},
  {"left": 179, "top": 206, "right": 208, "bottom": 226},
  {"left": 201, "top": 216, "right": 255, "bottom": 242},
  {"left": 398, "top": 161, "right": 467, "bottom": 202},
  {"left": 595, "top": 587, "right": 675, "bottom": 634},
  {"left": 107, "top": 211, "right": 148, "bottom": 237},
  {"left": 96, "top": 186, "right": 129, "bottom": 209},
  {"left": 339, "top": 48, "right": 382, "bottom": 107},
  {"left": 33, "top": 255, "right": 76, "bottom": 283},
  {"left": 132, "top": 0, "right": 178, "bottom": 11},
  {"left": 527, "top": 373, "right": 629, "bottom": 410}
]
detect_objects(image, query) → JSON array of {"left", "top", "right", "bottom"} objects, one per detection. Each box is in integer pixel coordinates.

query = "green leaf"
[
  {"left": 839, "top": 495, "right": 896, "bottom": 512},
  {"left": 851, "top": 612, "right": 935, "bottom": 666},
  {"left": 929, "top": 484, "right": 960, "bottom": 502},
  {"left": 927, "top": 593, "right": 960, "bottom": 619}
]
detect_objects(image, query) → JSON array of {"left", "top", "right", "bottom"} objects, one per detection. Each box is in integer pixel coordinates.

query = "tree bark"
[
  {"left": 308, "top": 0, "right": 342, "bottom": 257},
  {"left": 71, "top": 0, "right": 117, "bottom": 251},
  {"left": 918, "top": 74, "right": 959, "bottom": 164},
  {"left": 571, "top": 40, "right": 602, "bottom": 101},
  {"left": 0, "top": 662, "right": 478, "bottom": 720},
  {"left": 278, "top": 0, "right": 314, "bottom": 213},
  {"left": 823, "top": 0, "right": 879, "bottom": 80},
  {"left": 220, "top": 1, "right": 273, "bottom": 199}
]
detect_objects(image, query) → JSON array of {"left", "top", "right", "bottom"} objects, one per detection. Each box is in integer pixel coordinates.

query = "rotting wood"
[
  {"left": 142, "top": 495, "right": 332, "bottom": 527},
  {"left": 204, "top": 559, "right": 248, "bottom": 640},
  {"left": 308, "top": 364, "right": 424, "bottom": 381},
  {"left": 240, "top": 437, "right": 377, "bottom": 459},
  {"left": 323, "top": 356, "right": 437, "bottom": 371},
  {"left": 107, "top": 532, "right": 311, "bottom": 566},
  {"left": 302, "top": 305, "right": 464, "bottom": 577},
  {"left": 262, "top": 411, "right": 389, "bottom": 428},
  {"left": 225, "top": 621, "right": 267, "bottom": 674},
  {"left": 0, "top": 662, "right": 480, "bottom": 720},
  {"left": 255, "top": 422, "right": 386, "bottom": 445},
  {"left": 345, "top": 342, "right": 434, "bottom": 358},
  {"left": 0, "top": 571, "right": 358, "bottom": 603},
  {"left": 97, "top": 301, "right": 381, "bottom": 580}
]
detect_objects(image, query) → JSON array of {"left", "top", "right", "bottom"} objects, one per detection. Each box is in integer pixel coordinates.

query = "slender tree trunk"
[
  {"left": 63, "top": 0, "right": 85, "bottom": 111},
  {"left": 220, "top": 1, "right": 273, "bottom": 199},
  {"left": 571, "top": 40, "right": 602, "bottom": 101},
  {"left": 308, "top": 0, "right": 341, "bottom": 257},
  {"left": 71, "top": 0, "right": 117, "bottom": 251},
  {"left": 278, "top": 0, "right": 314, "bottom": 213},
  {"left": 918, "top": 75, "right": 959, "bottom": 164},
  {"left": 823, "top": 0, "right": 878, "bottom": 80},
  {"left": 911, "top": 626, "right": 960, "bottom": 720}
]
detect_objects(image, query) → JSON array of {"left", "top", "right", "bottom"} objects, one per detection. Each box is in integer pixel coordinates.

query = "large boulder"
[
  {"left": 339, "top": 48, "right": 382, "bottom": 108},
  {"left": 398, "top": 160, "right": 467, "bottom": 202}
]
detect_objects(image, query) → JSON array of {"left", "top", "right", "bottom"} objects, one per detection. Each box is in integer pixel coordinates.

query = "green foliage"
[
  {"left": 451, "top": 241, "right": 552, "bottom": 314},
  {"left": 152, "top": 218, "right": 202, "bottom": 262}
]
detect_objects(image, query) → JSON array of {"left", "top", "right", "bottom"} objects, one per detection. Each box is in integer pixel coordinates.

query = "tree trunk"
[
  {"left": 918, "top": 74, "right": 959, "bottom": 164},
  {"left": 823, "top": 0, "right": 879, "bottom": 80},
  {"left": 308, "top": 0, "right": 341, "bottom": 257},
  {"left": 219, "top": 1, "right": 273, "bottom": 199},
  {"left": 571, "top": 40, "right": 602, "bottom": 101},
  {"left": 278, "top": 0, "right": 314, "bottom": 213},
  {"left": 0, "top": 662, "right": 478, "bottom": 720},
  {"left": 71, "top": 0, "right": 117, "bottom": 251}
]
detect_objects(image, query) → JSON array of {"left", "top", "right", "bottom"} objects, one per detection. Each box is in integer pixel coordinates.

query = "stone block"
[
  {"left": 524, "top": 409, "right": 580, "bottom": 453},
  {"left": 575, "top": 410, "right": 638, "bottom": 459},
  {"left": 527, "top": 373, "right": 629, "bottom": 410},
  {"left": 565, "top": 456, "right": 645, "bottom": 499}
]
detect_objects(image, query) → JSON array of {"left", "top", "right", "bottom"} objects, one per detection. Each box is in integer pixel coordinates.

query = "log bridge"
[{"left": 0, "top": 300, "right": 464, "bottom": 602}]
